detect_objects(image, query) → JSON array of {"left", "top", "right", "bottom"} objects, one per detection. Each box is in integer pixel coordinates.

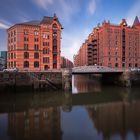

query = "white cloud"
[
  {"left": 33, "top": 0, "right": 54, "bottom": 10},
  {"left": 0, "top": 21, "right": 10, "bottom": 29},
  {"left": 88, "top": 0, "right": 96, "bottom": 15},
  {"left": 61, "top": 28, "right": 90, "bottom": 62},
  {"left": 126, "top": 0, "right": 140, "bottom": 25},
  {"left": 33, "top": 0, "right": 80, "bottom": 22}
]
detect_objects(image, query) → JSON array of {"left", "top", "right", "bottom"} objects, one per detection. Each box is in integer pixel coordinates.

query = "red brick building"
[
  {"left": 61, "top": 56, "right": 73, "bottom": 68},
  {"left": 74, "top": 16, "right": 140, "bottom": 68},
  {"left": 7, "top": 14, "right": 62, "bottom": 71}
]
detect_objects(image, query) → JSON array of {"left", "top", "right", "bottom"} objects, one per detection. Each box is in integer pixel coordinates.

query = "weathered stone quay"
[{"left": 0, "top": 71, "right": 61, "bottom": 91}]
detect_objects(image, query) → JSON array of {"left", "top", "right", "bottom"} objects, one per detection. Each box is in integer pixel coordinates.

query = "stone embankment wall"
[{"left": 0, "top": 71, "right": 62, "bottom": 91}]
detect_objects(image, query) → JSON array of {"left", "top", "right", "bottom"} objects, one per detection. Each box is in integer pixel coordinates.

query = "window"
[
  {"left": 34, "top": 38, "right": 39, "bottom": 42},
  {"left": 52, "top": 23, "right": 57, "bottom": 29},
  {"left": 8, "top": 53, "right": 10, "bottom": 59},
  {"left": 24, "top": 30, "right": 28, "bottom": 35},
  {"left": 34, "top": 44, "right": 39, "bottom": 51},
  {"left": 14, "top": 31, "right": 16, "bottom": 36},
  {"left": 53, "top": 32, "right": 57, "bottom": 37},
  {"left": 14, "top": 53, "right": 16, "bottom": 59},
  {"left": 14, "top": 45, "right": 16, "bottom": 50},
  {"left": 24, "top": 52, "right": 29, "bottom": 59},
  {"left": 43, "top": 48, "right": 49, "bottom": 54},
  {"left": 108, "top": 63, "right": 112, "bottom": 67},
  {"left": 24, "top": 44, "right": 28, "bottom": 50},
  {"left": 43, "top": 42, "right": 49, "bottom": 46},
  {"left": 24, "top": 37, "right": 29, "bottom": 41},
  {"left": 34, "top": 31, "right": 39, "bottom": 36},
  {"left": 11, "top": 62, "right": 13, "bottom": 67},
  {"left": 11, "top": 32, "right": 13, "bottom": 37},
  {"left": 129, "top": 63, "right": 131, "bottom": 67},
  {"left": 11, "top": 53, "right": 13, "bottom": 59},
  {"left": 24, "top": 61, "right": 29, "bottom": 68},
  {"left": 14, "top": 61, "right": 16, "bottom": 67},
  {"left": 43, "top": 57, "right": 49, "bottom": 63},
  {"left": 115, "top": 63, "right": 118, "bottom": 67},
  {"left": 53, "top": 39, "right": 57, "bottom": 46},
  {"left": 47, "top": 35, "right": 49, "bottom": 39},
  {"left": 135, "top": 63, "right": 138, "bottom": 67},
  {"left": 34, "top": 52, "right": 39, "bottom": 59},
  {"left": 34, "top": 61, "right": 39, "bottom": 68}
]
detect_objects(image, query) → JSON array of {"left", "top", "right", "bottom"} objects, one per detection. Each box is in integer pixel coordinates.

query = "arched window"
[
  {"left": 24, "top": 61, "right": 29, "bottom": 68},
  {"left": 52, "top": 23, "right": 57, "bottom": 28},
  {"left": 24, "top": 52, "right": 29, "bottom": 59},
  {"left": 53, "top": 31, "right": 57, "bottom": 37},
  {"left": 34, "top": 61, "right": 39, "bottom": 68},
  {"left": 34, "top": 52, "right": 39, "bottom": 59},
  {"left": 53, "top": 39, "right": 57, "bottom": 46}
]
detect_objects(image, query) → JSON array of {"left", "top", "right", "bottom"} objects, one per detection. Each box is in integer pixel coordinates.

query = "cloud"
[
  {"left": 0, "top": 21, "right": 10, "bottom": 29},
  {"left": 33, "top": 0, "right": 54, "bottom": 10},
  {"left": 33, "top": 0, "right": 80, "bottom": 22},
  {"left": 61, "top": 28, "right": 90, "bottom": 62},
  {"left": 126, "top": 0, "right": 140, "bottom": 25},
  {"left": 88, "top": 0, "right": 96, "bottom": 15}
]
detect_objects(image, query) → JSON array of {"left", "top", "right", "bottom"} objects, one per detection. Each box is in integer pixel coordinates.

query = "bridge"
[{"left": 72, "top": 65, "right": 124, "bottom": 74}]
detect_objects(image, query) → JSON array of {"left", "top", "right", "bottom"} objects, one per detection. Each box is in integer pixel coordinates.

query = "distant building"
[
  {"left": 74, "top": 16, "right": 140, "bottom": 68},
  {"left": 0, "top": 51, "right": 7, "bottom": 60},
  {"left": 7, "top": 14, "right": 62, "bottom": 71},
  {"left": 0, "top": 51, "right": 7, "bottom": 69},
  {"left": 61, "top": 56, "right": 73, "bottom": 68}
]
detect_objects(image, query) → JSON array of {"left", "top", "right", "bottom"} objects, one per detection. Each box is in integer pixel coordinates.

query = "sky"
[{"left": 0, "top": 0, "right": 140, "bottom": 62}]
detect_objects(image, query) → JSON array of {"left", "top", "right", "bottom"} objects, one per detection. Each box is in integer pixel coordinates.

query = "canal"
[{"left": 0, "top": 75, "right": 140, "bottom": 140}]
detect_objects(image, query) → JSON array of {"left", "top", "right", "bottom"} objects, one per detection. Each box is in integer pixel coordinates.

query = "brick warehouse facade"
[
  {"left": 7, "top": 14, "right": 62, "bottom": 71},
  {"left": 61, "top": 56, "right": 73, "bottom": 68},
  {"left": 74, "top": 16, "right": 140, "bottom": 68}
]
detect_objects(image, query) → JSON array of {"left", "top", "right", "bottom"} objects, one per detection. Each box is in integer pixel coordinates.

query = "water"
[{"left": 0, "top": 75, "right": 140, "bottom": 140}]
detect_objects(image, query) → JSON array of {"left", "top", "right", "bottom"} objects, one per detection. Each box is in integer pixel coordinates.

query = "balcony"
[
  {"left": 92, "top": 39, "right": 97, "bottom": 42},
  {"left": 88, "top": 43, "right": 93, "bottom": 46},
  {"left": 93, "top": 47, "right": 97, "bottom": 51},
  {"left": 53, "top": 60, "right": 57, "bottom": 64},
  {"left": 88, "top": 45, "right": 93, "bottom": 49}
]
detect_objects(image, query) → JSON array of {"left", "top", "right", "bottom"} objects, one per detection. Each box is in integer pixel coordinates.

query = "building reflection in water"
[
  {"left": 73, "top": 75, "right": 101, "bottom": 93},
  {"left": 8, "top": 107, "right": 62, "bottom": 140},
  {"left": 86, "top": 100, "right": 140, "bottom": 139},
  {"left": 0, "top": 75, "right": 140, "bottom": 140}
]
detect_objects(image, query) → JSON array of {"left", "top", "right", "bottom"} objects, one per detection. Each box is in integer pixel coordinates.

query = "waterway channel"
[{"left": 0, "top": 75, "right": 140, "bottom": 140}]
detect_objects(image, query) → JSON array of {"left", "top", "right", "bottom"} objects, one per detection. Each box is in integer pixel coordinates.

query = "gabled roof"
[
  {"left": 40, "top": 16, "right": 53, "bottom": 24},
  {"left": 133, "top": 16, "right": 140, "bottom": 26},
  {"left": 8, "top": 14, "right": 62, "bottom": 30},
  {"left": 40, "top": 15, "right": 62, "bottom": 28},
  {"left": 16, "top": 20, "right": 40, "bottom": 26}
]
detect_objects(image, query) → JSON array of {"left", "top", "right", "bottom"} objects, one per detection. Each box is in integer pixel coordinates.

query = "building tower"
[{"left": 7, "top": 14, "right": 62, "bottom": 71}]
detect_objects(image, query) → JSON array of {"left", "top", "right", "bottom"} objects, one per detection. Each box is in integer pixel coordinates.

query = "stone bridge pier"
[
  {"left": 62, "top": 69, "right": 72, "bottom": 91},
  {"left": 101, "top": 70, "right": 140, "bottom": 87}
]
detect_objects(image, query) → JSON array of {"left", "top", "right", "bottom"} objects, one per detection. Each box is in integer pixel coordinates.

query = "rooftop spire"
[
  {"left": 120, "top": 19, "right": 127, "bottom": 26},
  {"left": 133, "top": 16, "right": 140, "bottom": 26}
]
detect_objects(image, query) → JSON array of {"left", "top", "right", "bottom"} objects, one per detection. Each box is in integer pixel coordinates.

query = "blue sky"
[{"left": 0, "top": 0, "right": 140, "bottom": 61}]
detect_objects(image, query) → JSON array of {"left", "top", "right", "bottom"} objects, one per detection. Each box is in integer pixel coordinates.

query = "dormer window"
[
  {"left": 34, "top": 31, "right": 39, "bottom": 36},
  {"left": 24, "top": 30, "right": 28, "bottom": 35},
  {"left": 52, "top": 23, "right": 57, "bottom": 30}
]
